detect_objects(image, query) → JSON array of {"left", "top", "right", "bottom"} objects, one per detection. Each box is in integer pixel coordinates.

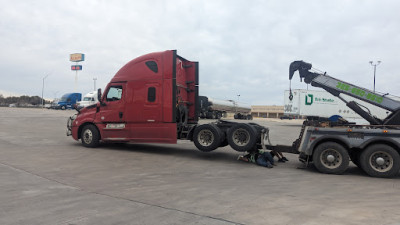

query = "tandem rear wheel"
[
  {"left": 312, "top": 142, "right": 349, "bottom": 175},
  {"left": 227, "top": 123, "right": 257, "bottom": 152},
  {"left": 193, "top": 124, "right": 224, "bottom": 152},
  {"left": 193, "top": 123, "right": 258, "bottom": 152},
  {"left": 359, "top": 144, "right": 400, "bottom": 178}
]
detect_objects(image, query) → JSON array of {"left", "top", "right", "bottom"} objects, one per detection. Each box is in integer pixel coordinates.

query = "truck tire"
[
  {"left": 227, "top": 123, "right": 257, "bottom": 152},
  {"left": 193, "top": 124, "right": 223, "bottom": 152},
  {"left": 217, "top": 112, "right": 222, "bottom": 119},
  {"left": 61, "top": 105, "right": 66, "bottom": 110},
  {"left": 81, "top": 124, "right": 100, "bottom": 148},
  {"left": 359, "top": 144, "right": 400, "bottom": 178},
  {"left": 313, "top": 142, "right": 349, "bottom": 174}
]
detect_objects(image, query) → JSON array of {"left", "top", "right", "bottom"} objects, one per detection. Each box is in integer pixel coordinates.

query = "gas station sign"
[
  {"left": 71, "top": 65, "right": 82, "bottom": 70},
  {"left": 70, "top": 53, "right": 85, "bottom": 62}
]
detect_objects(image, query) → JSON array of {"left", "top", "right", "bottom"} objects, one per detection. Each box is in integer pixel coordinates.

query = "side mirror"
[
  {"left": 97, "top": 88, "right": 106, "bottom": 106},
  {"left": 97, "top": 88, "right": 102, "bottom": 102}
]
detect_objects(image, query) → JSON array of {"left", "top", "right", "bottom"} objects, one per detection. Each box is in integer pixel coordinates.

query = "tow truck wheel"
[
  {"left": 313, "top": 142, "right": 349, "bottom": 174},
  {"left": 61, "top": 105, "right": 66, "bottom": 110},
  {"left": 227, "top": 123, "right": 257, "bottom": 152},
  {"left": 193, "top": 124, "right": 223, "bottom": 152},
  {"left": 360, "top": 144, "right": 400, "bottom": 178},
  {"left": 81, "top": 124, "right": 100, "bottom": 148}
]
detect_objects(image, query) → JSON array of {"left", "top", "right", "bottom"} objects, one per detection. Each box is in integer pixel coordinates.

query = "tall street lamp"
[
  {"left": 41, "top": 74, "right": 49, "bottom": 108},
  {"left": 369, "top": 61, "right": 381, "bottom": 92},
  {"left": 93, "top": 77, "right": 97, "bottom": 91},
  {"left": 236, "top": 94, "right": 240, "bottom": 113}
]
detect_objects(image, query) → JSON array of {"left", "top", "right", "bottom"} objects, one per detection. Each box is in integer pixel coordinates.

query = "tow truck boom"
[
  {"left": 289, "top": 61, "right": 400, "bottom": 125},
  {"left": 267, "top": 61, "right": 400, "bottom": 178}
]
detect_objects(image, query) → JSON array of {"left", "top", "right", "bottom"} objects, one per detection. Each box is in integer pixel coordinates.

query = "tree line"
[{"left": 0, "top": 94, "right": 50, "bottom": 107}]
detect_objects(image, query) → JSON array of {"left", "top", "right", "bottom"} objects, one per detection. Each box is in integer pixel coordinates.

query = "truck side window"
[
  {"left": 145, "top": 61, "right": 158, "bottom": 73},
  {"left": 106, "top": 86, "right": 123, "bottom": 102},
  {"left": 148, "top": 87, "right": 156, "bottom": 102}
]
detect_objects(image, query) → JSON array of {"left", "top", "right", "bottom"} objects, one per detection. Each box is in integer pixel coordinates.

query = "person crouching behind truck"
[{"left": 237, "top": 149, "right": 275, "bottom": 168}]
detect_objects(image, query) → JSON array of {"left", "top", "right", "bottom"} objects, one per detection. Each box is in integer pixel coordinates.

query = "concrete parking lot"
[{"left": 0, "top": 108, "right": 400, "bottom": 225}]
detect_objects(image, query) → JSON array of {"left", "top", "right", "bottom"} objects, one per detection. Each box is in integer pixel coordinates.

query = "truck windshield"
[
  {"left": 60, "top": 95, "right": 69, "bottom": 101},
  {"left": 83, "top": 97, "right": 94, "bottom": 101}
]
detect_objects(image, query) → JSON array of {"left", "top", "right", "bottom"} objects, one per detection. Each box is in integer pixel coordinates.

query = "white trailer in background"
[{"left": 284, "top": 89, "right": 389, "bottom": 124}]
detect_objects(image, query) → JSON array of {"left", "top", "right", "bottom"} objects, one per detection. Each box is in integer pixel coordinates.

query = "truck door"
[
  {"left": 124, "top": 81, "right": 176, "bottom": 143},
  {"left": 99, "top": 83, "right": 128, "bottom": 140}
]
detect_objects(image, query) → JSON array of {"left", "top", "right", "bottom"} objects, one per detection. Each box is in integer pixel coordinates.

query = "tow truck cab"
[{"left": 68, "top": 50, "right": 199, "bottom": 146}]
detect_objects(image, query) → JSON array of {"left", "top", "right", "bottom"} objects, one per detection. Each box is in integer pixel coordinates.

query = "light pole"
[
  {"left": 93, "top": 77, "right": 97, "bottom": 91},
  {"left": 369, "top": 61, "right": 381, "bottom": 92},
  {"left": 41, "top": 74, "right": 49, "bottom": 108},
  {"left": 236, "top": 94, "right": 240, "bottom": 113}
]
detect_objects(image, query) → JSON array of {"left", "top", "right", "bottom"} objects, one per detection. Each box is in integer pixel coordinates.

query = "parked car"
[{"left": 280, "top": 115, "right": 293, "bottom": 120}]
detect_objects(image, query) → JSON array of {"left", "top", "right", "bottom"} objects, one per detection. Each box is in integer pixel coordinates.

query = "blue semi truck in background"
[{"left": 56, "top": 93, "right": 82, "bottom": 110}]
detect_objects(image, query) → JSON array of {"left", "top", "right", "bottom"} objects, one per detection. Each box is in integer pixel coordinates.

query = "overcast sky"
[{"left": 0, "top": 0, "right": 399, "bottom": 105}]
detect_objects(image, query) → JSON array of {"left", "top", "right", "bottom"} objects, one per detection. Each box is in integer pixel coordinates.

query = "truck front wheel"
[
  {"left": 313, "top": 142, "right": 349, "bottom": 174},
  {"left": 193, "top": 124, "right": 223, "bottom": 152},
  {"left": 360, "top": 144, "right": 400, "bottom": 178},
  {"left": 81, "top": 124, "right": 100, "bottom": 148}
]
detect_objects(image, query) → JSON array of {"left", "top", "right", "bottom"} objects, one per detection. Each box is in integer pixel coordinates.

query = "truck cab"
[
  {"left": 57, "top": 93, "right": 82, "bottom": 110},
  {"left": 68, "top": 50, "right": 199, "bottom": 146},
  {"left": 77, "top": 91, "right": 98, "bottom": 108},
  {"left": 68, "top": 50, "right": 270, "bottom": 154}
]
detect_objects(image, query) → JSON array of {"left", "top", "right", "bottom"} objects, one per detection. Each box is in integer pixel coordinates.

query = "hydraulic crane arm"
[{"left": 289, "top": 61, "right": 400, "bottom": 125}]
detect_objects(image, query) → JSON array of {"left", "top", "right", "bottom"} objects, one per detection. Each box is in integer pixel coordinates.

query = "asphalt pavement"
[{"left": 0, "top": 108, "right": 400, "bottom": 225}]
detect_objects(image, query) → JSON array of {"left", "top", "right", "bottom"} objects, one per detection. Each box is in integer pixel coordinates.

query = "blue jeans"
[{"left": 256, "top": 152, "right": 274, "bottom": 167}]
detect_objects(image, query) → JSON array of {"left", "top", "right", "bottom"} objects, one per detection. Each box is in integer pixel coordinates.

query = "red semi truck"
[{"left": 67, "top": 50, "right": 267, "bottom": 152}]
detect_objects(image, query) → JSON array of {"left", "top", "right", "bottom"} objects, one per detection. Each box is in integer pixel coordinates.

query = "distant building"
[{"left": 251, "top": 105, "right": 284, "bottom": 118}]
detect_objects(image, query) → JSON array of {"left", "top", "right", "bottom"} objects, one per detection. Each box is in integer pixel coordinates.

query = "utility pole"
[
  {"left": 236, "top": 94, "right": 240, "bottom": 113},
  {"left": 41, "top": 74, "right": 49, "bottom": 108},
  {"left": 369, "top": 61, "right": 381, "bottom": 92},
  {"left": 93, "top": 77, "right": 97, "bottom": 91}
]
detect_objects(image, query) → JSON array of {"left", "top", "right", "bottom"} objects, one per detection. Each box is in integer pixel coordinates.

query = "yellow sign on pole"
[{"left": 70, "top": 53, "right": 85, "bottom": 62}]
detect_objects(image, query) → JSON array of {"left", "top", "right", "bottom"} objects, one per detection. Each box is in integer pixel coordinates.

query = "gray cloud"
[{"left": 0, "top": 0, "right": 399, "bottom": 105}]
